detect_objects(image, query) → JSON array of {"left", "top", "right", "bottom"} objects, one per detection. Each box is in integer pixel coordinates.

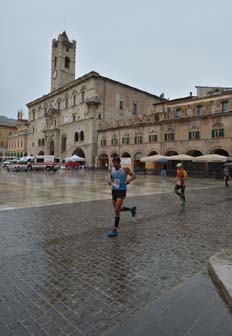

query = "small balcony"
[{"left": 86, "top": 96, "right": 101, "bottom": 106}]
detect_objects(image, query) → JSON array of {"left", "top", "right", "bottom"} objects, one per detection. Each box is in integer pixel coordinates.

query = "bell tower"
[{"left": 51, "top": 31, "right": 76, "bottom": 92}]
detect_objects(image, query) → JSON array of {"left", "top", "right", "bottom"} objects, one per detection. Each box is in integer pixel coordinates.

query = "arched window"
[
  {"left": 38, "top": 139, "right": 41, "bottom": 146},
  {"left": 42, "top": 139, "right": 45, "bottom": 146},
  {"left": 74, "top": 132, "right": 79, "bottom": 142},
  {"left": 65, "top": 57, "right": 70, "bottom": 69},
  {"left": 54, "top": 56, "right": 57, "bottom": 67},
  {"left": 80, "top": 131, "right": 84, "bottom": 141}
]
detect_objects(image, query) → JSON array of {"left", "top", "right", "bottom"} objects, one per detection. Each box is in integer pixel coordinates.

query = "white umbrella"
[
  {"left": 193, "top": 154, "right": 229, "bottom": 162},
  {"left": 168, "top": 154, "right": 194, "bottom": 161},
  {"left": 140, "top": 154, "right": 168, "bottom": 162},
  {"left": 65, "top": 155, "right": 85, "bottom": 162}
]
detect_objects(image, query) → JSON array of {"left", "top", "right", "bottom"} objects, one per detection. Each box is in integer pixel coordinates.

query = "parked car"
[
  {"left": 5, "top": 160, "right": 20, "bottom": 172},
  {"left": 2, "top": 160, "right": 14, "bottom": 168}
]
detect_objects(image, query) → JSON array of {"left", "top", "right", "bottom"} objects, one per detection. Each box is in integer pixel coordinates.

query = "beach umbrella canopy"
[
  {"left": 140, "top": 154, "right": 168, "bottom": 162},
  {"left": 168, "top": 154, "right": 194, "bottom": 161},
  {"left": 193, "top": 154, "right": 229, "bottom": 162}
]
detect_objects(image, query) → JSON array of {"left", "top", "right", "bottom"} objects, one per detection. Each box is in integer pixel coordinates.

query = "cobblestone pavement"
[{"left": 0, "top": 171, "right": 232, "bottom": 335}]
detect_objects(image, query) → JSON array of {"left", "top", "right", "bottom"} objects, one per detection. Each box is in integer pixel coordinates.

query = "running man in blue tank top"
[{"left": 108, "top": 156, "right": 136, "bottom": 238}]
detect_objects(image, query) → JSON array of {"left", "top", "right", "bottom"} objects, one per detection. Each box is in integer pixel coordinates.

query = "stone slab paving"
[
  {"left": 105, "top": 272, "right": 232, "bottom": 336},
  {"left": 209, "top": 249, "right": 232, "bottom": 308},
  {"left": 0, "top": 185, "right": 232, "bottom": 335}
]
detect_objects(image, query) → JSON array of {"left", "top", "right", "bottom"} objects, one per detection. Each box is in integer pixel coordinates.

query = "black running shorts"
[{"left": 112, "top": 189, "right": 126, "bottom": 200}]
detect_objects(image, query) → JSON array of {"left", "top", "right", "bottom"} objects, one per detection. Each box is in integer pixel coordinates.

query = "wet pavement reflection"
[
  {"left": 0, "top": 169, "right": 232, "bottom": 335},
  {"left": 0, "top": 168, "right": 224, "bottom": 210}
]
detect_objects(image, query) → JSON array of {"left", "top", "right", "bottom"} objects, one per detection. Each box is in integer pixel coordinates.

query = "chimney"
[{"left": 189, "top": 92, "right": 192, "bottom": 97}]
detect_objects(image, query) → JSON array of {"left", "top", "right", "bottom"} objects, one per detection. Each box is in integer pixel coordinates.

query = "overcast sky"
[{"left": 1, "top": 0, "right": 232, "bottom": 119}]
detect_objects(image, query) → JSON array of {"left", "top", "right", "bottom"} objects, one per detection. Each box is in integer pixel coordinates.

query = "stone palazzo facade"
[
  {"left": 27, "top": 32, "right": 232, "bottom": 169},
  {"left": 97, "top": 86, "right": 232, "bottom": 170},
  {"left": 27, "top": 32, "right": 163, "bottom": 166}
]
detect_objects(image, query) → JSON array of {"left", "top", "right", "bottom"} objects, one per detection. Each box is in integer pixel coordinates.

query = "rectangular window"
[
  {"left": 219, "top": 128, "right": 224, "bottom": 137},
  {"left": 73, "top": 115, "right": 76, "bottom": 122},
  {"left": 111, "top": 138, "right": 118, "bottom": 145},
  {"left": 221, "top": 101, "right": 229, "bottom": 112},
  {"left": 58, "top": 101, "right": 61, "bottom": 111},
  {"left": 81, "top": 91, "right": 85, "bottom": 103},
  {"left": 101, "top": 139, "right": 106, "bottom": 146},
  {"left": 149, "top": 134, "right": 157, "bottom": 142},
  {"left": 132, "top": 102, "right": 137, "bottom": 114},
  {"left": 119, "top": 100, "right": 123, "bottom": 110},
  {"left": 65, "top": 98, "right": 68, "bottom": 109},
  {"left": 164, "top": 133, "right": 174, "bottom": 141},
  {"left": 196, "top": 105, "right": 204, "bottom": 116},
  {"left": 134, "top": 136, "right": 142, "bottom": 144},
  {"left": 212, "top": 128, "right": 224, "bottom": 138},
  {"left": 122, "top": 137, "right": 130, "bottom": 144},
  {"left": 73, "top": 95, "right": 76, "bottom": 106},
  {"left": 175, "top": 108, "right": 181, "bottom": 118},
  {"left": 210, "top": 104, "right": 216, "bottom": 113},
  {"left": 189, "top": 131, "right": 200, "bottom": 140}
]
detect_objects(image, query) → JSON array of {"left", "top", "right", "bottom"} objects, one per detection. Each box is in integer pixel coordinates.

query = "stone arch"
[
  {"left": 206, "top": 147, "right": 230, "bottom": 178},
  {"left": 164, "top": 149, "right": 179, "bottom": 156},
  {"left": 207, "top": 147, "right": 230, "bottom": 157},
  {"left": 110, "top": 152, "right": 119, "bottom": 158},
  {"left": 147, "top": 150, "right": 158, "bottom": 156},
  {"left": 72, "top": 147, "right": 85, "bottom": 158},
  {"left": 121, "top": 152, "right": 131, "bottom": 158},
  {"left": 184, "top": 149, "right": 205, "bottom": 176},
  {"left": 185, "top": 149, "right": 204, "bottom": 157},
  {"left": 98, "top": 153, "right": 109, "bottom": 169},
  {"left": 133, "top": 151, "right": 144, "bottom": 171},
  {"left": 38, "top": 151, "right": 44, "bottom": 155}
]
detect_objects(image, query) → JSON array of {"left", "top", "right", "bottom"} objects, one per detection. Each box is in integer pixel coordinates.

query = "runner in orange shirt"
[{"left": 174, "top": 162, "right": 187, "bottom": 205}]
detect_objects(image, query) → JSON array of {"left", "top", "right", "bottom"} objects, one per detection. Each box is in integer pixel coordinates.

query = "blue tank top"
[{"left": 111, "top": 167, "right": 127, "bottom": 190}]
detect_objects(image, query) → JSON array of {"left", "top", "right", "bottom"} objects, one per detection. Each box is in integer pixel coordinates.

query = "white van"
[{"left": 27, "top": 156, "right": 61, "bottom": 171}]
